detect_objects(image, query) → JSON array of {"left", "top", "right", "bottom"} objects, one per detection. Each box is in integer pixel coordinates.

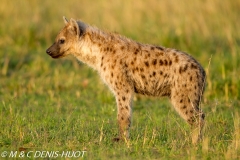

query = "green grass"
[{"left": 0, "top": 0, "right": 240, "bottom": 159}]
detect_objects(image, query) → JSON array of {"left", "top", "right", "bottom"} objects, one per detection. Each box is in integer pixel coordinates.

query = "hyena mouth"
[
  {"left": 51, "top": 54, "right": 64, "bottom": 59},
  {"left": 46, "top": 51, "right": 65, "bottom": 59},
  {"left": 46, "top": 52, "right": 63, "bottom": 59}
]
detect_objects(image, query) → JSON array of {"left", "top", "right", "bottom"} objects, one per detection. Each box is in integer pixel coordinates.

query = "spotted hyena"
[{"left": 46, "top": 17, "right": 206, "bottom": 144}]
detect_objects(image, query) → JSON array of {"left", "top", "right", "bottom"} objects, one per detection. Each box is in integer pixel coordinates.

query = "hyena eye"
[{"left": 59, "top": 39, "right": 65, "bottom": 44}]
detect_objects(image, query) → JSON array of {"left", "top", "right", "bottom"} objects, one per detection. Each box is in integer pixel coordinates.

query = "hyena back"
[{"left": 46, "top": 17, "right": 206, "bottom": 144}]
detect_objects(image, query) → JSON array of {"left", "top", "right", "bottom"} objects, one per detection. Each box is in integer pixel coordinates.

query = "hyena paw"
[{"left": 112, "top": 137, "right": 121, "bottom": 142}]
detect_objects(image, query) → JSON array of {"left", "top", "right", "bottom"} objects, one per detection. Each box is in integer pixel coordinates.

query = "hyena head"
[{"left": 46, "top": 17, "right": 86, "bottom": 59}]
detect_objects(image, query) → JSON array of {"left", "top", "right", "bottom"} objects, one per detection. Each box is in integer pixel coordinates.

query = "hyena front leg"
[{"left": 113, "top": 84, "right": 133, "bottom": 142}]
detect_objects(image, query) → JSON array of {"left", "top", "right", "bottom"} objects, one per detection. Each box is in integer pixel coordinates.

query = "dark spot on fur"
[
  {"left": 121, "top": 116, "right": 124, "bottom": 120},
  {"left": 185, "top": 111, "right": 188, "bottom": 115},
  {"left": 169, "top": 60, "right": 172, "bottom": 66},
  {"left": 190, "top": 110, "right": 194, "bottom": 113},
  {"left": 196, "top": 72, "right": 199, "bottom": 79},
  {"left": 156, "top": 46, "right": 164, "bottom": 51},
  {"left": 180, "top": 99, "right": 183, "bottom": 103},
  {"left": 152, "top": 59, "right": 157, "bottom": 65},
  {"left": 141, "top": 75, "right": 146, "bottom": 79},
  {"left": 183, "top": 64, "right": 188, "bottom": 72},
  {"left": 134, "top": 49, "right": 139, "bottom": 55},
  {"left": 160, "top": 71, "right": 163, "bottom": 75},
  {"left": 175, "top": 56, "right": 179, "bottom": 63},
  {"left": 125, "top": 106, "right": 129, "bottom": 110},
  {"left": 179, "top": 67, "right": 182, "bottom": 74},
  {"left": 140, "top": 68, "right": 144, "bottom": 72},
  {"left": 151, "top": 46, "right": 154, "bottom": 50},
  {"left": 182, "top": 105, "right": 187, "bottom": 109},
  {"left": 131, "top": 61, "right": 134, "bottom": 65},
  {"left": 121, "top": 46, "right": 125, "bottom": 50},
  {"left": 164, "top": 59, "right": 168, "bottom": 65},
  {"left": 111, "top": 72, "right": 114, "bottom": 77},
  {"left": 191, "top": 63, "right": 198, "bottom": 69},
  {"left": 190, "top": 76, "right": 192, "bottom": 81},
  {"left": 187, "top": 118, "right": 193, "bottom": 124},
  {"left": 159, "top": 60, "right": 163, "bottom": 65},
  {"left": 153, "top": 71, "right": 156, "bottom": 76},
  {"left": 134, "top": 85, "right": 138, "bottom": 93},
  {"left": 145, "top": 61, "right": 149, "bottom": 67},
  {"left": 122, "top": 96, "right": 126, "bottom": 101}
]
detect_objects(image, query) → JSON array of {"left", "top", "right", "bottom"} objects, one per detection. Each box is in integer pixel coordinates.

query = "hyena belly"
[{"left": 125, "top": 46, "right": 173, "bottom": 97}]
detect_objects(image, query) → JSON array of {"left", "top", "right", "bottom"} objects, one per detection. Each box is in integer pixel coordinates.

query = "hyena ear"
[
  {"left": 63, "top": 16, "right": 68, "bottom": 25},
  {"left": 77, "top": 20, "right": 86, "bottom": 37},
  {"left": 69, "top": 18, "right": 80, "bottom": 36}
]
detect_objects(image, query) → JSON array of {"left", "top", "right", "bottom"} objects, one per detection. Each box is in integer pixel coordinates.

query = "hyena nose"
[{"left": 46, "top": 49, "right": 51, "bottom": 54}]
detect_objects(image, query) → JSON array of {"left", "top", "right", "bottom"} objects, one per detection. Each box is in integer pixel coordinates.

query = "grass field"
[{"left": 0, "top": 0, "right": 240, "bottom": 159}]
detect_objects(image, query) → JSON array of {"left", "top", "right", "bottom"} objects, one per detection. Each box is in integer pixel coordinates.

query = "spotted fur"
[{"left": 46, "top": 17, "right": 206, "bottom": 144}]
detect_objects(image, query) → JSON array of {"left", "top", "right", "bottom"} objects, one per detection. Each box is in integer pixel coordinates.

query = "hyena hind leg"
[{"left": 170, "top": 89, "right": 205, "bottom": 144}]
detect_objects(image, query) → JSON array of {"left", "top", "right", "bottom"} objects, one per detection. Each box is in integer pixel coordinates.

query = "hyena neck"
[{"left": 72, "top": 25, "right": 114, "bottom": 71}]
